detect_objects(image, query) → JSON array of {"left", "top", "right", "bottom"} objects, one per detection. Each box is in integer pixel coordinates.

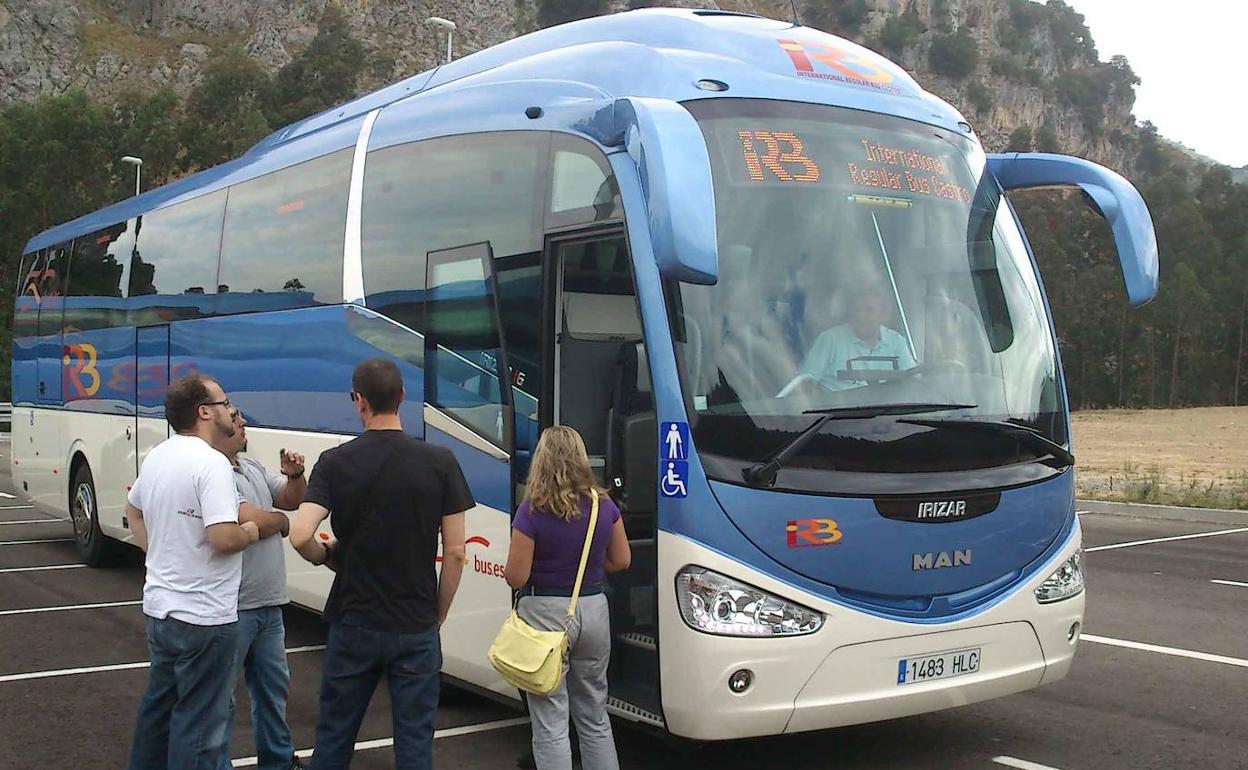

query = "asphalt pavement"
[{"left": 1, "top": 432, "right": 1245, "bottom": 770}]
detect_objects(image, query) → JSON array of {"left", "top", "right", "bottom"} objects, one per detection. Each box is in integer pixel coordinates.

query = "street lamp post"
[
  {"left": 425, "top": 17, "right": 456, "bottom": 64},
  {"left": 121, "top": 155, "right": 143, "bottom": 197}
]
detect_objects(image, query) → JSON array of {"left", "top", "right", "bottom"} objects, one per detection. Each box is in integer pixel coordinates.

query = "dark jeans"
[
  {"left": 127, "top": 615, "right": 240, "bottom": 770},
  {"left": 217, "top": 606, "right": 295, "bottom": 770},
  {"left": 309, "top": 622, "right": 442, "bottom": 770}
]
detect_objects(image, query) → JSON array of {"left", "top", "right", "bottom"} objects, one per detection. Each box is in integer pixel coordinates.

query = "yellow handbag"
[{"left": 488, "top": 490, "right": 600, "bottom": 696}]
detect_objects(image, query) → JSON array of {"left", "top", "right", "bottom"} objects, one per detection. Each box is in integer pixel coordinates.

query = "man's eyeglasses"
[
  {"left": 349, "top": 391, "right": 359, "bottom": 403},
  {"left": 200, "top": 399, "right": 232, "bottom": 410}
]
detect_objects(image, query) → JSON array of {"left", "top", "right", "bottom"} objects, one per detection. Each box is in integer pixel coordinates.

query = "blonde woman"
[{"left": 505, "top": 426, "right": 631, "bottom": 770}]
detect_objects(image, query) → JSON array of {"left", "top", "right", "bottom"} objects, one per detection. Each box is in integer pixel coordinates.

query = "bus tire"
[{"left": 69, "top": 463, "right": 117, "bottom": 567}]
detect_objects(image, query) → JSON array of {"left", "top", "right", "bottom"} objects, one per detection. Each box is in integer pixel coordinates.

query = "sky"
[{"left": 1065, "top": 0, "right": 1248, "bottom": 167}]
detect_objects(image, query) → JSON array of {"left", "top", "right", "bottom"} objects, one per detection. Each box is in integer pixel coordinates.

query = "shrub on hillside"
[
  {"left": 928, "top": 29, "right": 979, "bottom": 79},
  {"left": 966, "top": 81, "right": 993, "bottom": 113},
  {"left": 805, "top": 0, "right": 870, "bottom": 36},
  {"left": 1005, "top": 126, "right": 1033, "bottom": 152},
  {"left": 878, "top": 7, "right": 924, "bottom": 54}
]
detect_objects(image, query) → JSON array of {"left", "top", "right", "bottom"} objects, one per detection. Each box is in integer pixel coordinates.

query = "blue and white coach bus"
[{"left": 12, "top": 9, "right": 1157, "bottom": 739}]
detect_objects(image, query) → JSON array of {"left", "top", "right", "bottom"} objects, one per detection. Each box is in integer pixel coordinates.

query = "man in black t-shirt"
[{"left": 291, "top": 358, "right": 473, "bottom": 770}]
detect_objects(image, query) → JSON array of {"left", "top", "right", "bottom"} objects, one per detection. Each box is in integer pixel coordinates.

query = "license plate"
[{"left": 897, "top": 647, "right": 981, "bottom": 685}]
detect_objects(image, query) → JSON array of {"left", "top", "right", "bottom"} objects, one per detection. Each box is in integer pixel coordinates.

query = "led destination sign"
[{"left": 730, "top": 128, "right": 972, "bottom": 204}]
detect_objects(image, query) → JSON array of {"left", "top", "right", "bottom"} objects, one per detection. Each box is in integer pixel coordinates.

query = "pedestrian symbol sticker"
[
  {"left": 661, "top": 461, "right": 689, "bottom": 498},
  {"left": 661, "top": 421, "right": 689, "bottom": 460}
]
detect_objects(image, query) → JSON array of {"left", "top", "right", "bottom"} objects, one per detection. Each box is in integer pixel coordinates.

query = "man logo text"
[{"left": 912, "top": 549, "right": 972, "bottom": 570}]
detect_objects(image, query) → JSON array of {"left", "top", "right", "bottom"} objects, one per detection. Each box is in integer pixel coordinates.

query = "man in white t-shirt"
[{"left": 125, "top": 375, "right": 260, "bottom": 770}]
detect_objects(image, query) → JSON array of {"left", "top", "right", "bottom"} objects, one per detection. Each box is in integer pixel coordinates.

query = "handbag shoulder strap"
[{"left": 564, "top": 489, "right": 600, "bottom": 623}]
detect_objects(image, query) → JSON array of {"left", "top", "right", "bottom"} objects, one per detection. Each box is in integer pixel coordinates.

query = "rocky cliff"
[{"left": 0, "top": 0, "right": 1147, "bottom": 173}]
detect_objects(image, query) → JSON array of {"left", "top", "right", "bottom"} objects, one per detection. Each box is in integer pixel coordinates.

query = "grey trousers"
[{"left": 517, "top": 593, "right": 620, "bottom": 770}]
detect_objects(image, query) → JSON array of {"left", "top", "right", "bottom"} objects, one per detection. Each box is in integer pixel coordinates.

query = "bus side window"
[
  {"left": 65, "top": 223, "right": 130, "bottom": 333},
  {"left": 218, "top": 148, "right": 351, "bottom": 313},
  {"left": 547, "top": 134, "right": 622, "bottom": 228},
  {"left": 14, "top": 249, "right": 46, "bottom": 339},
  {"left": 362, "top": 132, "right": 546, "bottom": 338},
  {"left": 128, "top": 191, "right": 226, "bottom": 326},
  {"left": 37, "top": 245, "right": 71, "bottom": 337}
]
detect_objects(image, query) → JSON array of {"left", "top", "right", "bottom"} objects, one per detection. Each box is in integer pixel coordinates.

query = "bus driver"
[{"left": 780, "top": 279, "right": 916, "bottom": 395}]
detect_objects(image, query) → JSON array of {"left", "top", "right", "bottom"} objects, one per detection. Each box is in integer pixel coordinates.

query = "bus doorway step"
[
  {"left": 607, "top": 694, "right": 665, "bottom": 729},
  {"left": 616, "top": 630, "right": 656, "bottom": 652}
]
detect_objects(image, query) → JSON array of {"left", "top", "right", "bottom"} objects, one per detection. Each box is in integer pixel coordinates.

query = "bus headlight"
[
  {"left": 676, "top": 566, "right": 824, "bottom": 637},
  {"left": 1034, "top": 552, "right": 1084, "bottom": 604}
]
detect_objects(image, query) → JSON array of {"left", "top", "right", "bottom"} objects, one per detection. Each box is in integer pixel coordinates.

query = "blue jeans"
[
  {"left": 309, "top": 623, "right": 442, "bottom": 770},
  {"left": 216, "top": 606, "right": 296, "bottom": 770},
  {"left": 127, "top": 615, "right": 240, "bottom": 770}
]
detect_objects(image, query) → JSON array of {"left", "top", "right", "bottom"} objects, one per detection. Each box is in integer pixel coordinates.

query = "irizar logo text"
[
  {"left": 913, "top": 549, "right": 972, "bottom": 570},
  {"left": 916, "top": 500, "right": 967, "bottom": 519}
]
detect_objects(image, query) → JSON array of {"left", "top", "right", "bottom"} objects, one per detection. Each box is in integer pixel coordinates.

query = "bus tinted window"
[
  {"left": 14, "top": 250, "right": 45, "bottom": 338},
  {"left": 547, "top": 134, "right": 621, "bottom": 226},
  {"left": 218, "top": 149, "right": 350, "bottom": 310},
  {"left": 129, "top": 190, "right": 226, "bottom": 325},
  {"left": 65, "top": 222, "right": 131, "bottom": 332},
  {"left": 37, "top": 244, "right": 70, "bottom": 336},
  {"left": 362, "top": 132, "right": 546, "bottom": 332}
]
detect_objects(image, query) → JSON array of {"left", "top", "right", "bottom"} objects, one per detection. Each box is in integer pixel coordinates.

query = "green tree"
[
  {"left": 928, "top": 29, "right": 979, "bottom": 79},
  {"left": 180, "top": 47, "right": 273, "bottom": 170},
  {"left": 1005, "top": 126, "right": 1033, "bottom": 152},
  {"left": 270, "top": 4, "right": 367, "bottom": 126},
  {"left": 878, "top": 6, "right": 924, "bottom": 54},
  {"left": 113, "top": 88, "right": 182, "bottom": 196},
  {"left": 806, "top": 0, "right": 870, "bottom": 36}
]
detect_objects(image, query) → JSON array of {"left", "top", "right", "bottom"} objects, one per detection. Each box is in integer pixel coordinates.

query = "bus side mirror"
[
  {"left": 616, "top": 97, "right": 719, "bottom": 285},
  {"left": 987, "top": 153, "right": 1158, "bottom": 306}
]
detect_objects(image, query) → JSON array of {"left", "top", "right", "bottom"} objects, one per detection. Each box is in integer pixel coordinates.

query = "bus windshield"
[{"left": 674, "top": 99, "right": 1064, "bottom": 490}]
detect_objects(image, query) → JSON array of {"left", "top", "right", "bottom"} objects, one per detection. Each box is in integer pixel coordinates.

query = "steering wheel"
[{"left": 903, "top": 359, "right": 970, "bottom": 379}]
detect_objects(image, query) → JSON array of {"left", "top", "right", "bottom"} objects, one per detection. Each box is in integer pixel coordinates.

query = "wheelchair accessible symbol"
[{"left": 661, "top": 461, "right": 689, "bottom": 498}]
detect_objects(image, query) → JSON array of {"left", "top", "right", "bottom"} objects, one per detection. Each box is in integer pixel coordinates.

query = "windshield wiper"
[
  {"left": 896, "top": 418, "right": 1075, "bottom": 468},
  {"left": 742, "top": 403, "right": 976, "bottom": 488}
]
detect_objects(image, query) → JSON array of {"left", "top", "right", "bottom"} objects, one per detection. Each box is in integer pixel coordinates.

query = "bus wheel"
[{"left": 70, "top": 464, "right": 115, "bottom": 567}]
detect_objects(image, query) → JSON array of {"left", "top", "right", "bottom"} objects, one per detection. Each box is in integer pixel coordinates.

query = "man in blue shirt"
[{"left": 786, "top": 282, "right": 916, "bottom": 393}]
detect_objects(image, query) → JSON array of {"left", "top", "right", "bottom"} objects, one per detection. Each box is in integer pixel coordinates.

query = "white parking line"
[
  {"left": 0, "top": 645, "right": 327, "bottom": 684},
  {"left": 0, "top": 520, "right": 67, "bottom": 526},
  {"left": 0, "top": 564, "right": 85, "bottom": 574},
  {"left": 1210, "top": 579, "right": 1248, "bottom": 589},
  {"left": 230, "top": 717, "right": 530, "bottom": 767},
  {"left": 0, "top": 492, "right": 17, "bottom": 499},
  {"left": 0, "top": 538, "right": 73, "bottom": 546},
  {"left": 0, "top": 505, "right": 36, "bottom": 510},
  {"left": 994, "top": 757, "right": 1066, "bottom": 770},
  {"left": 1085, "top": 526, "right": 1248, "bottom": 552},
  {"left": 0, "top": 600, "right": 142, "bottom": 617},
  {"left": 1081, "top": 634, "right": 1248, "bottom": 668}
]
